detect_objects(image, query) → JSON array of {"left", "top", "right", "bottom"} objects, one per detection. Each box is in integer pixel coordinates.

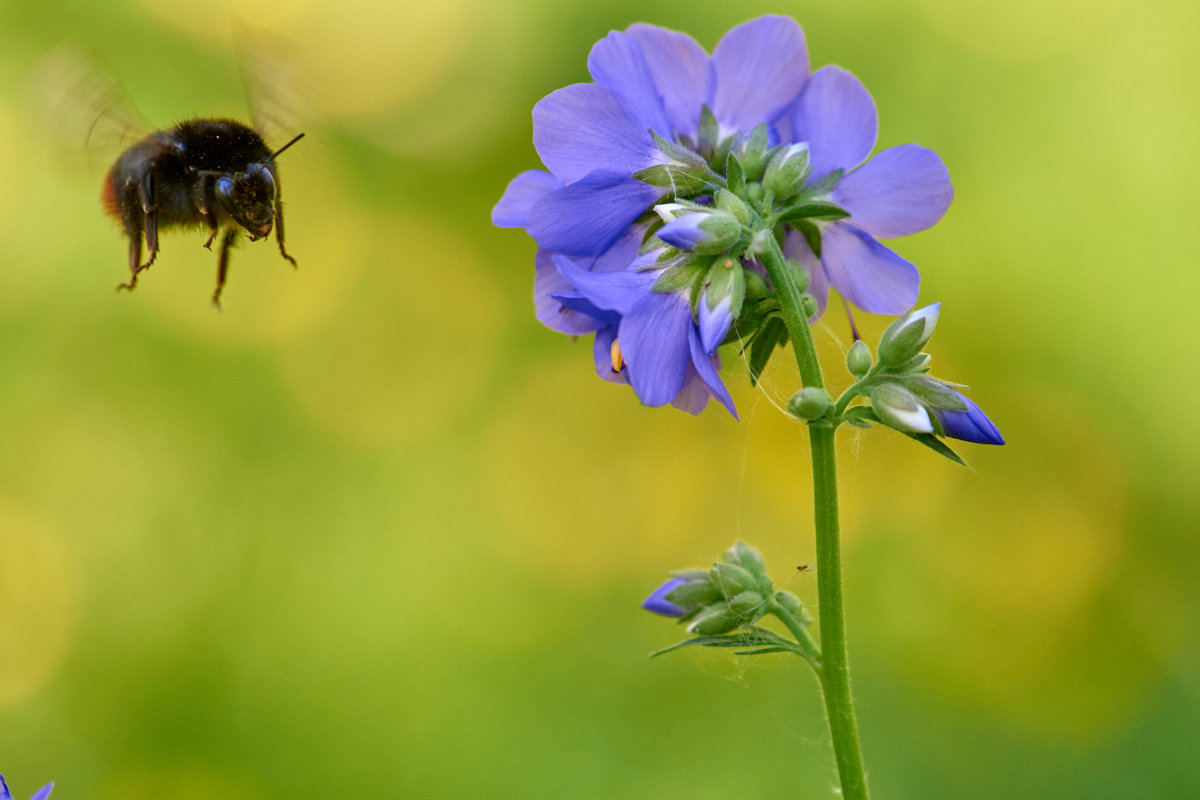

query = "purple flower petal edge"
[
  {"left": 643, "top": 578, "right": 687, "bottom": 616},
  {"left": 936, "top": 393, "right": 1005, "bottom": 445}
]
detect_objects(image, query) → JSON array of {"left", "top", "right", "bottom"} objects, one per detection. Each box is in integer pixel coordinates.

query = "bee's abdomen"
[{"left": 100, "top": 164, "right": 122, "bottom": 221}]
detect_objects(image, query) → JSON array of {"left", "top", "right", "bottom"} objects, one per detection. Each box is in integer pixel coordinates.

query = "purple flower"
[
  {"left": 552, "top": 252, "right": 737, "bottom": 417},
  {"left": 642, "top": 578, "right": 688, "bottom": 616},
  {"left": 494, "top": 16, "right": 955, "bottom": 414},
  {"left": 525, "top": 16, "right": 810, "bottom": 256},
  {"left": 781, "top": 66, "right": 953, "bottom": 317},
  {"left": 933, "top": 391, "right": 1005, "bottom": 445},
  {"left": 0, "top": 776, "right": 54, "bottom": 800}
]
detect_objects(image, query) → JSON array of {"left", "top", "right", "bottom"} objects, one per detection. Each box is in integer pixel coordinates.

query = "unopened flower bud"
[
  {"left": 904, "top": 375, "right": 967, "bottom": 411},
  {"left": 775, "top": 591, "right": 806, "bottom": 619},
  {"left": 801, "top": 294, "right": 818, "bottom": 318},
  {"left": 653, "top": 203, "right": 691, "bottom": 223},
  {"left": 787, "top": 259, "right": 810, "bottom": 293},
  {"left": 664, "top": 577, "right": 724, "bottom": 608},
  {"left": 878, "top": 303, "right": 940, "bottom": 366},
  {"left": 787, "top": 387, "right": 832, "bottom": 420},
  {"left": 710, "top": 561, "right": 757, "bottom": 596},
  {"left": 870, "top": 383, "right": 934, "bottom": 434},
  {"left": 686, "top": 604, "right": 740, "bottom": 635},
  {"left": 775, "top": 591, "right": 813, "bottom": 626},
  {"left": 735, "top": 123, "right": 770, "bottom": 181},
  {"left": 930, "top": 390, "right": 1005, "bottom": 445},
  {"left": 642, "top": 579, "right": 689, "bottom": 617},
  {"left": 743, "top": 269, "right": 769, "bottom": 301},
  {"left": 724, "top": 541, "right": 767, "bottom": 578},
  {"left": 728, "top": 590, "right": 766, "bottom": 618},
  {"left": 715, "top": 189, "right": 751, "bottom": 225},
  {"left": 763, "top": 143, "right": 811, "bottom": 198},
  {"left": 658, "top": 212, "right": 742, "bottom": 254},
  {"left": 846, "top": 340, "right": 872, "bottom": 378}
]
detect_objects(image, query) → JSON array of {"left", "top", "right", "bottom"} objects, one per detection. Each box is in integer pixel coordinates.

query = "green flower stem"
[
  {"left": 759, "top": 236, "right": 869, "bottom": 800},
  {"left": 768, "top": 598, "right": 823, "bottom": 672}
]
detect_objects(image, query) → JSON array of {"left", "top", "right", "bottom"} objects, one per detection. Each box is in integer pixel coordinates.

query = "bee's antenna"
[{"left": 272, "top": 132, "right": 305, "bottom": 159}]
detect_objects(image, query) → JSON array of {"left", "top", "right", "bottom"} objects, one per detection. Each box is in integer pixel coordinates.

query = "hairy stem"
[{"left": 758, "top": 236, "right": 869, "bottom": 800}]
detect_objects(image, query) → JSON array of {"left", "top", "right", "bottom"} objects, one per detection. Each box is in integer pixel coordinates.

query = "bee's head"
[{"left": 216, "top": 163, "right": 276, "bottom": 238}]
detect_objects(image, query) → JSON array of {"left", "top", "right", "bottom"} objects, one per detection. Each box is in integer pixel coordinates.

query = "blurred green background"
[{"left": 1, "top": 0, "right": 1197, "bottom": 796}]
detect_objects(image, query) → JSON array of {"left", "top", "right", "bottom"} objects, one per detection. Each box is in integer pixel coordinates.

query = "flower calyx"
[
  {"left": 877, "top": 303, "right": 940, "bottom": 366},
  {"left": 644, "top": 541, "right": 820, "bottom": 667}
]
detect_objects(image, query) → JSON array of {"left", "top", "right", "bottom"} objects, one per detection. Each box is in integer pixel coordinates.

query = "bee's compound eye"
[
  {"left": 216, "top": 176, "right": 234, "bottom": 201},
  {"left": 245, "top": 164, "right": 275, "bottom": 199}
]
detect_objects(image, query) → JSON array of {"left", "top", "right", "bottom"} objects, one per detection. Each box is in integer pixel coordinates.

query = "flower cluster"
[
  {"left": 494, "top": 16, "right": 955, "bottom": 417},
  {"left": 0, "top": 775, "right": 53, "bottom": 800},
  {"left": 784, "top": 303, "right": 1003, "bottom": 449},
  {"left": 642, "top": 542, "right": 818, "bottom": 662}
]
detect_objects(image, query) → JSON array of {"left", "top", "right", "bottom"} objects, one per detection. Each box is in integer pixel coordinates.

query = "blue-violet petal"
[{"left": 834, "top": 144, "right": 953, "bottom": 239}]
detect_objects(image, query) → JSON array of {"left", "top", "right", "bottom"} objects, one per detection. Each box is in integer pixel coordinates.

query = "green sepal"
[
  {"left": 724, "top": 541, "right": 767, "bottom": 578},
  {"left": 711, "top": 136, "right": 735, "bottom": 175},
  {"left": 893, "top": 353, "right": 933, "bottom": 375},
  {"left": 701, "top": 256, "right": 746, "bottom": 320},
  {"left": 870, "top": 383, "right": 933, "bottom": 433},
  {"left": 715, "top": 188, "right": 751, "bottom": 225},
  {"left": 841, "top": 406, "right": 876, "bottom": 428},
  {"left": 669, "top": 568, "right": 710, "bottom": 582},
  {"left": 633, "top": 164, "right": 715, "bottom": 197},
  {"left": 744, "top": 182, "right": 765, "bottom": 211},
  {"left": 774, "top": 591, "right": 813, "bottom": 626},
  {"left": 728, "top": 590, "right": 767, "bottom": 617},
  {"left": 776, "top": 201, "right": 850, "bottom": 224},
  {"left": 726, "top": 153, "right": 746, "bottom": 196},
  {"left": 763, "top": 145, "right": 811, "bottom": 199},
  {"left": 905, "top": 375, "right": 969, "bottom": 411},
  {"left": 739, "top": 123, "right": 770, "bottom": 180},
  {"left": 687, "top": 604, "right": 740, "bottom": 635},
  {"left": 805, "top": 167, "right": 845, "bottom": 197},
  {"left": 877, "top": 310, "right": 936, "bottom": 366},
  {"left": 652, "top": 258, "right": 708, "bottom": 294},
  {"left": 640, "top": 214, "right": 666, "bottom": 245},
  {"left": 906, "top": 432, "right": 967, "bottom": 466},
  {"left": 650, "top": 130, "right": 707, "bottom": 168},
  {"left": 696, "top": 105, "right": 720, "bottom": 156},
  {"left": 664, "top": 579, "right": 723, "bottom": 608},
  {"left": 725, "top": 295, "right": 773, "bottom": 346},
  {"left": 748, "top": 316, "right": 788, "bottom": 386},
  {"left": 852, "top": 407, "right": 968, "bottom": 465},
  {"left": 793, "top": 220, "right": 822, "bottom": 258},
  {"left": 710, "top": 562, "right": 757, "bottom": 596}
]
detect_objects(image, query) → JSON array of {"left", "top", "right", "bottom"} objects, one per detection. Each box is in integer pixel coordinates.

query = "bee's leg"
[
  {"left": 211, "top": 229, "right": 238, "bottom": 309},
  {"left": 116, "top": 179, "right": 146, "bottom": 292},
  {"left": 274, "top": 185, "right": 297, "bottom": 268},
  {"left": 138, "top": 172, "right": 159, "bottom": 271},
  {"left": 116, "top": 232, "right": 143, "bottom": 292},
  {"left": 196, "top": 175, "right": 219, "bottom": 249},
  {"left": 202, "top": 215, "right": 219, "bottom": 250}
]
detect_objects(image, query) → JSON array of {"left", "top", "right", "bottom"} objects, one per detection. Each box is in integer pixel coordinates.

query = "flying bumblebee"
[{"left": 102, "top": 120, "right": 304, "bottom": 306}]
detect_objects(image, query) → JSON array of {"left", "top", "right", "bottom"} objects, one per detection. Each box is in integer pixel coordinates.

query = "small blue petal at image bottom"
[{"left": 0, "top": 775, "right": 54, "bottom": 800}]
